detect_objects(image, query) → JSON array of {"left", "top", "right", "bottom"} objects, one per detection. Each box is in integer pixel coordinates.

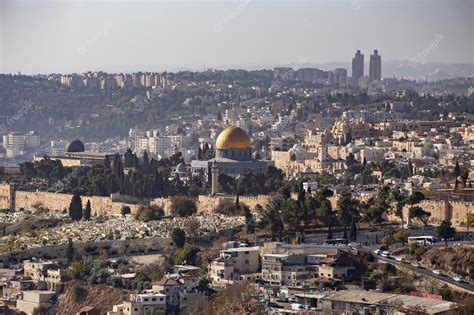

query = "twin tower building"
[{"left": 352, "top": 49, "right": 382, "bottom": 85}]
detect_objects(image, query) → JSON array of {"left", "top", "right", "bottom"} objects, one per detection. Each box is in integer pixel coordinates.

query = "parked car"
[
  {"left": 453, "top": 276, "right": 462, "bottom": 282},
  {"left": 291, "top": 304, "right": 303, "bottom": 310},
  {"left": 288, "top": 297, "right": 297, "bottom": 303},
  {"left": 373, "top": 249, "right": 381, "bottom": 255},
  {"left": 411, "top": 262, "right": 420, "bottom": 268},
  {"left": 381, "top": 251, "right": 390, "bottom": 258},
  {"left": 433, "top": 270, "right": 442, "bottom": 275},
  {"left": 395, "top": 256, "right": 405, "bottom": 262},
  {"left": 349, "top": 242, "right": 361, "bottom": 248},
  {"left": 267, "top": 302, "right": 284, "bottom": 309}
]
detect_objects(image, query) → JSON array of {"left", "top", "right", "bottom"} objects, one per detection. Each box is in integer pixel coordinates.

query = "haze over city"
[{"left": 1, "top": 0, "right": 473, "bottom": 74}]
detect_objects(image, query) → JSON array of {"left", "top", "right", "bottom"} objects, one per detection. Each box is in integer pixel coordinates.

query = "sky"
[{"left": 1, "top": 0, "right": 473, "bottom": 74}]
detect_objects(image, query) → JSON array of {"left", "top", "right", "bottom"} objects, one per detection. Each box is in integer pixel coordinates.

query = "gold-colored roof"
[{"left": 215, "top": 126, "right": 251, "bottom": 150}]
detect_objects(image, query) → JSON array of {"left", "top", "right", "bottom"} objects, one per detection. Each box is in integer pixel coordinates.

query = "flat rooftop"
[
  {"left": 323, "top": 290, "right": 458, "bottom": 313},
  {"left": 223, "top": 246, "right": 260, "bottom": 252}
]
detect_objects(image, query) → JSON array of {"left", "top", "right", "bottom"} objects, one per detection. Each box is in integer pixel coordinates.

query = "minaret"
[{"left": 211, "top": 160, "right": 218, "bottom": 195}]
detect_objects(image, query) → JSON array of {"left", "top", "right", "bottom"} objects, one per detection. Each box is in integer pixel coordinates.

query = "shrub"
[
  {"left": 121, "top": 206, "right": 131, "bottom": 216},
  {"left": 170, "top": 245, "right": 200, "bottom": 265},
  {"left": 213, "top": 200, "right": 242, "bottom": 215},
  {"left": 71, "top": 283, "right": 87, "bottom": 302},
  {"left": 134, "top": 205, "right": 165, "bottom": 222},
  {"left": 170, "top": 197, "right": 197, "bottom": 217},
  {"left": 172, "top": 228, "right": 186, "bottom": 248}
]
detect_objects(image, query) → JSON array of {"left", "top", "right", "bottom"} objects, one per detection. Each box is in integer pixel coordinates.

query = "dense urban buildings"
[{"left": 1, "top": 0, "right": 473, "bottom": 314}]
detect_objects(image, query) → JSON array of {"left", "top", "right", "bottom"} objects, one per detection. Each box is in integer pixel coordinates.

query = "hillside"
[
  {"left": 420, "top": 246, "right": 474, "bottom": 281},
  {"left": 53, "top": 282, "right": 130, "bottom": 315}
]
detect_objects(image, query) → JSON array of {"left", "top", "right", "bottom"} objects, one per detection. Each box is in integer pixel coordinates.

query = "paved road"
[{"left": 373, "top": 253, "right": 474, "bottom": 293}]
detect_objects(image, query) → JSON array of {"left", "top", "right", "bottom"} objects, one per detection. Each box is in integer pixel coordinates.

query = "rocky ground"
[
  {"left": 53, "top": 282, "right": 131, "bottom": 315},
  {"left": 0, "top": 212, "right": 245, "bottom": 253},
  {"left": 420, "top": 246, "right": 474, "bottom": 281}
]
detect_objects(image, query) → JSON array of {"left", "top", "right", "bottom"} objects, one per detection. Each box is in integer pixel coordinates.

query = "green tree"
[
  {"left": 83, "top": 200, "right": 91, "bottom": 220},
  {"left": 259, "top": 195, "right": 285, "bottom": 241},
  {"left": 437, "top": 220, "right": 456, "bottom": 246},
  {"left": 170, "top": 197, "right": 197, "bottom": 217},
  {"left": 134, "top": 205, "right": 164, "bottom": 222},
  {"left": 337, "top": 193, "right": 359, "bottom": 240},
  {"left": 381, "top": 235, "right": 391, "bottom": 248},
  {"left": 71, "top": 283, "right": 87, "bottom": 302},
  {"left": 390, "top": 188, "right": 408, "bottom": 223},
  {"left": 66, "top": 237, "right": 74, "bottom": 262},
  {"left": 171, "top": 228, "right": 186, "bottom": 248},
  {"left": 393, "top": 229, "right": 410, "bottom": 245},
  {"left": 409, "top": 206, "right": 431, "bottom": 226},
  {"left": 453, "top": 161, "right": 461, "bottom": 178},
  {"left": 68, "top": 195, "right": 83, "bottom": 221},
  {"left": 169, "top": 245, "right": 200, "bottom": 265},
  {"left": 121, "top": 206, "right": 131, "bottom": 216}
]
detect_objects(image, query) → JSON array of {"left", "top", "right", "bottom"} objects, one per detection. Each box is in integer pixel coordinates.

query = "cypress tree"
[
  {"left": 68, "top": 195, "right": 83, "bottom": 221},
  {"left": 83, "top": 200, "right": 91, "bottom": 220}
]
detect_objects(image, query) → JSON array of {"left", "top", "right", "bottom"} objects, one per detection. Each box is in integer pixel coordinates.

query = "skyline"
[{"left": 1, "top": 0, "right": 473, "bottom": 74}]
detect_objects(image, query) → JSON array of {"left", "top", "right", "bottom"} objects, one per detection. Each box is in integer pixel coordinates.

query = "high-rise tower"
[
  {"left": 369, "top": 50, "right": 382, "bottom": 82},
  {"left": 352, "top": 50, "right": 364, "bottom": 85}
]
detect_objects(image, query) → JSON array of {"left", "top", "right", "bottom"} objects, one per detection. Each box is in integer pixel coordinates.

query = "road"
[{"left": 373, "top": 253, "right": 474, "bottom": 293}]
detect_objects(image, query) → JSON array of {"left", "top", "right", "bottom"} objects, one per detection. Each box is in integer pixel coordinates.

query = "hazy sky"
[{"left": 1, "top": 0, "right": 473, "bottom": 74}]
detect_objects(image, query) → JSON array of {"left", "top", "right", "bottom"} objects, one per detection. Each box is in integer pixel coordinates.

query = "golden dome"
[{"left": 215, "top": 126, "right": 251, "bottom": 150}]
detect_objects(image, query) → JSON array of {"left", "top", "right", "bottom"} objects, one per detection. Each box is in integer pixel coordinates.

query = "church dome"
[
  {"left": 66, "top": 140, "right": 85, "bottom": 153},
  {"left": 215, "top": 126, "right": 251, "bottom": 150}
]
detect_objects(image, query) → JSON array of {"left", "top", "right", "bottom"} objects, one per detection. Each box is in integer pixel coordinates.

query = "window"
[
  {"left": 144, "top": 298, "right": 149, "bottom": 302},
  {"left": 152, "top": 298, "right": 156, "bottom": 301},
  {"left": 245, "top": 260, "right": 249, "bottom": 264}
]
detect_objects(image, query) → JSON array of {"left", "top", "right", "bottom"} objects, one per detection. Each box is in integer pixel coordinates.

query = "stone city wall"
[
  {"left": 0, "top": 183, "right": 14, "bottom": 210},
  {"left": 196, "top": 195, "right": 271, "bottom": 214},
  {"left": 0, "top": 184, "right": 143, "bottom": 215},
  {"left": 389, "top": 199, "right": 473, "bottom": 228},
  {"left": 451, "top": 201, "right": 474, "bottom": 227},
  {"left": 0, "top": 183, "right": 472, "bottom": 227}
]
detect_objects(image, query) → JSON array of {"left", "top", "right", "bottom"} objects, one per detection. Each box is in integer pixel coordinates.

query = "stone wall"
[
  {"left": 0, "top": 183, "right": 13, "bottom": 210},
  {"left": 14, "top": 190, "right": 143, "bottom": 216},
  {"left": 0, "top": 183, "right": 143, "bottom": 215},
  {"left": 1, "top": 183, "right": 472, "bottom": 227},
  {"left": 196, "top": 195, "right": 271, "bottom": 214},
  {"left": 150, "top": 197, "right": 173, "bottom": 215},
  {"left": 392, "top": 199, "right": 474, "bottom": 228},
  {"left": 451, "top": 201, "right": 474, "bottom": 227}
]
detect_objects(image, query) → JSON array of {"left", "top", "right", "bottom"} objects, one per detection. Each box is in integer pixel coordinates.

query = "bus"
[
  {"left": 325, "top": 238, "right": 349, "bottom": 246},
  {"left": 408, "top": 236, "right": 438, "bottom": 246}
]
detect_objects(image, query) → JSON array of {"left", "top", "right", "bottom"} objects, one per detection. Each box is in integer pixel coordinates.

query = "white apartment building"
[
  {"left": 261, "top": 253, "right": 314, "bottom": 287},
  {"left": 209, "top": 246, "right": 260, "bottom": 286},
  {"left": 108, "top": 293, "right": 166, "bottom": 315},
  {"left": 2, "top": 131, "right": 39, "bottom": 157}
]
